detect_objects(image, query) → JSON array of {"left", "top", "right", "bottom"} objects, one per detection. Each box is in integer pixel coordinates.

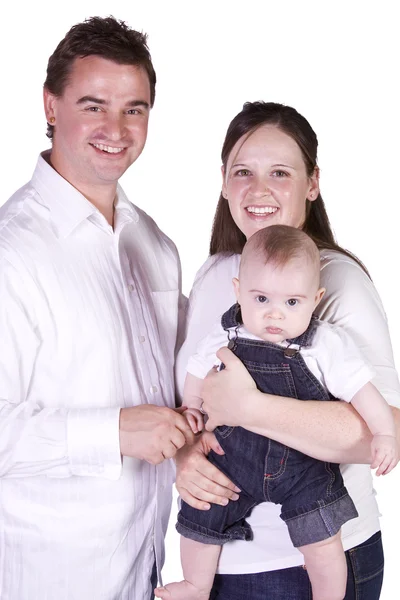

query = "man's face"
[{"left": 44, "top": 55, "right": 151, "bottom": 196}]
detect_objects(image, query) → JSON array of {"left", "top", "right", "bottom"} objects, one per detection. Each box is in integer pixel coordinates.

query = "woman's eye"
[
  {"left": 272, "top": 170, "right": 288, "bottom": 177},
  {"left": 256, "top": 295, "right": 268, "bottom": 303},
  {"left": 286, "top": 298, "right": 298, "bottom": 307},
  {"left": 236, "top": 169, "right": 251, "bottom": 177}
]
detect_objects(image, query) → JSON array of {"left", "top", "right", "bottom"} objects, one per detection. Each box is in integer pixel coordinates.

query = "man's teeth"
[
  {"left": 92, "top": 143, "right": 124, "bottom": 154},
  {"left": 246, "top": 206, "right": 278, "bottom": 214}
]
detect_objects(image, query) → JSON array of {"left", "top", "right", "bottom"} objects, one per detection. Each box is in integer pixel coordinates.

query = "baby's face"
[{"left": 233, "top": 255, "right": 324, "bottom": 343}]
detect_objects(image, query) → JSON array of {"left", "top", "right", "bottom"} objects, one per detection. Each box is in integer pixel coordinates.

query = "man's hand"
[
  {"left": 175, "top": 431, "right": 240, "bottom": 510},
  {"left": 371, "top": 434, "right": 399, "bottom": 476},
  {"left": 202, "top": 347, "right": 259, "bottom": 432},
  {"left": 119, "top": 406, "right": 195, "bottom": 465}
]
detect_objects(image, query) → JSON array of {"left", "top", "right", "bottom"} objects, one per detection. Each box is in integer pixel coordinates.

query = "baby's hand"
[
  {"left": 370, "top": 434, "right": 399, "bottom": 476},
  {"left": 182, "top": 407, "right": 204, "bottom": 434}
]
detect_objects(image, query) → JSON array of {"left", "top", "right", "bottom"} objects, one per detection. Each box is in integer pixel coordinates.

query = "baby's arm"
[
  {"left": 182, "top": 373, "right": 205, "bottom": 434},
  {"left": 351, "top": 382, "right": 399, "bottom": 475},
  {"left": 182, "top": 322, "right": 227, "bottom": 435}
]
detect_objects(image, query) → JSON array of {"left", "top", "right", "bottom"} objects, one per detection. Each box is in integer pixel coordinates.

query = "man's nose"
[{"left": 103, "top": 113, "right": 126, "bottom": 141}]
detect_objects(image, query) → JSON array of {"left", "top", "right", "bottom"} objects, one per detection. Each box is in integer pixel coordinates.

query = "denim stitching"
[
  {"left": 348, "top": 533, "right": 384, "bottom": 585},
  {"left": 216, "top": 426, "right": 235, "bottom": 439},
  {"left": 263, "top": 442, "right": 290, "bottom": 499},
  {"left": 317, "top": 499, "right": 335, "bottom": 535},
  {"left": 293, "top": 353, "right": 332, "bottom": 401},
  {"left": 283, "top": 491, "right": 351, "bottom": 520},
  {"left": 324, "top": 461, "right": 335, "bottom": 496}
]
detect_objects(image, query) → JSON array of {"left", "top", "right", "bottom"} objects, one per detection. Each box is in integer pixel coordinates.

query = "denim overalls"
[{"left": 177, "top": 304, "right": 358, "bottom": 548}]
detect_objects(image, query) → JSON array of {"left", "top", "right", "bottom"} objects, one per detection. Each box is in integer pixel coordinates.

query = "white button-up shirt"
[{"left": 0, "top": 152, "right": 183, "bottom": 599}]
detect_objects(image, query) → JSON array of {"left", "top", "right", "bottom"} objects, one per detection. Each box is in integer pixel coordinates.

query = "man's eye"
[
  {"left": 127, "top": 109, "right": 139, "bottom": 115},
  {"left": 286, "top": 298, "right": 298, "bottom": 307},
  {"left": 87, "top": 106, "right": 101, "bottom": 112},
  {"left": 256, "top": 295, "right": 268, "bottom": 303}
]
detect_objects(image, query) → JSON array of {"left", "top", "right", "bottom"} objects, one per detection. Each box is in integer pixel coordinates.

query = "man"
[{"left": 0, "top": 16, "right": 194, "bottom": 600}]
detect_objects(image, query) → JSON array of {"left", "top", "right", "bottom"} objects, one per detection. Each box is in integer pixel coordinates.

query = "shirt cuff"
[{"left": 67, "top": 408, "right": 122, "bottom": 479}]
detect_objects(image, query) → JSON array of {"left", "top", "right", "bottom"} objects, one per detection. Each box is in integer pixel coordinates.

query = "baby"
[{"left": 156, "top": 225, "right": 399, "bottom": 600}]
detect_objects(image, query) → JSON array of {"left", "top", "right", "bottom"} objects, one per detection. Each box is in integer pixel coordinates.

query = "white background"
[{"left": 1, "top": 1, "right": 399, "bottom": 597}]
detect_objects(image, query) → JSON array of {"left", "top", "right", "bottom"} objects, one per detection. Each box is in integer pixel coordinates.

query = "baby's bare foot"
[{"left": 155, "top": 580, "right": 210, "bottom": 600}]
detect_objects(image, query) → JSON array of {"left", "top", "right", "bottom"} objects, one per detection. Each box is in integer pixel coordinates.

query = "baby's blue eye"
[
  {"left": 286, "top": 298, "right": 298, "bottom": 307},
  {"left": 256, "top": 295, "right": 268, "bottom": 303}
]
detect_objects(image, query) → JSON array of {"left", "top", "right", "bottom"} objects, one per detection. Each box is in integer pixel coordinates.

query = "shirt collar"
[{"left": 31, "top": 151, "right": 139, "bottom": 238}]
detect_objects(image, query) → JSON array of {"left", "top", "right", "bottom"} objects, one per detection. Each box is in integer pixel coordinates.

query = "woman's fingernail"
[{"left": 234, "top": 486, "right": 241, "bottom": 492}]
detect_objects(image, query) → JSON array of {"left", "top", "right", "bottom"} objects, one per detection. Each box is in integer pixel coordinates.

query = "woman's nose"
[{"left": 251, "top": 176, "right": 271, "bottom": 197}]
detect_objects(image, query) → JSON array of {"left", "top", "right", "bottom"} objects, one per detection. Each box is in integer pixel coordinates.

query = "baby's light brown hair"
[{"left": 240, "top": 225, "right": 321, "bottom": 282}]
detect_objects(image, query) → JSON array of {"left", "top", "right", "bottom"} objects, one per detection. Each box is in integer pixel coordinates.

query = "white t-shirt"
[
  {"left": 188, "top": 319, "right": 375, "bottom": 403},
  {"left": 176, "top": 250, "right": 400, "bottom": 575}
]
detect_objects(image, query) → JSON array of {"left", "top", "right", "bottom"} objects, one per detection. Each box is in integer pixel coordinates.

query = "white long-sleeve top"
[
  {"left": 0, "top": 152, "right": 183, "bottom": 599},
  {"left": 176, "top": 251, "right": 400, "bottom": 574}
]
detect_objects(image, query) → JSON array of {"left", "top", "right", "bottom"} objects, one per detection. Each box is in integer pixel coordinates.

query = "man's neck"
[
  {"left": 80, "top": 185, "right": 116, "bottom": 227},
  {"left": 47, "top": 153, "right": 117, "bottom": 227}
]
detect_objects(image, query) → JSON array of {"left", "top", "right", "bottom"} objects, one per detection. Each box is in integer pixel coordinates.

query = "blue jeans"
[{"left": 209, "top": 531, "right": 384, "bottom": 599}]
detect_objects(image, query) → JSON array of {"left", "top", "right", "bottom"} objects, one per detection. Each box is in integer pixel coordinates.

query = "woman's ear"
[
  {"left": 221, "top": 165, "right": 227, "bottom": 199},
  {"left": 307, "top": 166, "right": 320, "bottom": 202}
]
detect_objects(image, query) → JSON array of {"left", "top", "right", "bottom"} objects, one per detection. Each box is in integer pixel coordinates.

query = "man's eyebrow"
[
  {"left": 77, "top": 96, "right": 106, "bottom": 105},
  {"left": 126, "top": 100, "right": 150, "bottom": 109},
  {"left": 76, "top": 96, "right": 150, "bottom": 110}
]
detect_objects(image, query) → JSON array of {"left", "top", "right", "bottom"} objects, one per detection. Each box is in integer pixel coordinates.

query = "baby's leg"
[
  {"left": 299, "top": 531, "right": 346, "bottom": 600},
  {"left": 155, "top": 537, "right": 221, "bottom": 600}
]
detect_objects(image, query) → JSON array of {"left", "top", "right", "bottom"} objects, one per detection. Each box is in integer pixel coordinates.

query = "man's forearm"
[{"left": 242, "top": 392, "right": 400, "bottom": 464}]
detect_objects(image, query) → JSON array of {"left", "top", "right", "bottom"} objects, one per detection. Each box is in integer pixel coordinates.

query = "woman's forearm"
[
  {"left": 202, "top": 347, "right": 400, "bottom": 465},
  {"left": 242, "top": 390, "right": 400, "bottom": 464}
]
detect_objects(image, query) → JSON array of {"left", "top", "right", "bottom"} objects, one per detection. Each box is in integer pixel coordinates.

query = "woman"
[{"left": 175, "top": 102, "right": 400, "bottom": 599}]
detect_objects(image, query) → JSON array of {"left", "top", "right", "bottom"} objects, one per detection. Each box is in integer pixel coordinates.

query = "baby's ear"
[
  {"left": 315, "top": 287, "right": 326, "bottom": 307},
  {"left": 232, "top": 277, "right": 240, "bottom": 302}
]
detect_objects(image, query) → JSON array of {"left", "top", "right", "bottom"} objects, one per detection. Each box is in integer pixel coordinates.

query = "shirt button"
[
  {"left": 150, "top": 385, "right": 158, "bottom": 394},
  {"left": 127, "top": 283, "right": 134, "bottom": 292},
  {"left": 138, "top": 335, "right": 146, "bottom": 343}
]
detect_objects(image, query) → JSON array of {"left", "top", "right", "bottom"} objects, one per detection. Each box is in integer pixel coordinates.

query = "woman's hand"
[
  {"left": 175, "top": 431, "right": 240, "bottom": 510},
  {"left": 202, "top": 346, "right": 260, "bottom": 432}
]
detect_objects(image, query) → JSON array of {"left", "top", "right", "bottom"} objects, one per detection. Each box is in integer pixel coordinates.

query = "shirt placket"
[{"left": 115, "top": 223, "right": 164, "bottom": 409}]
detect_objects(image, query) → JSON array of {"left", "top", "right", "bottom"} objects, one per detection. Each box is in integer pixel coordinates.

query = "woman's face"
[{"left": 222, "top": 125, "right": 319, "bottom": 239}]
